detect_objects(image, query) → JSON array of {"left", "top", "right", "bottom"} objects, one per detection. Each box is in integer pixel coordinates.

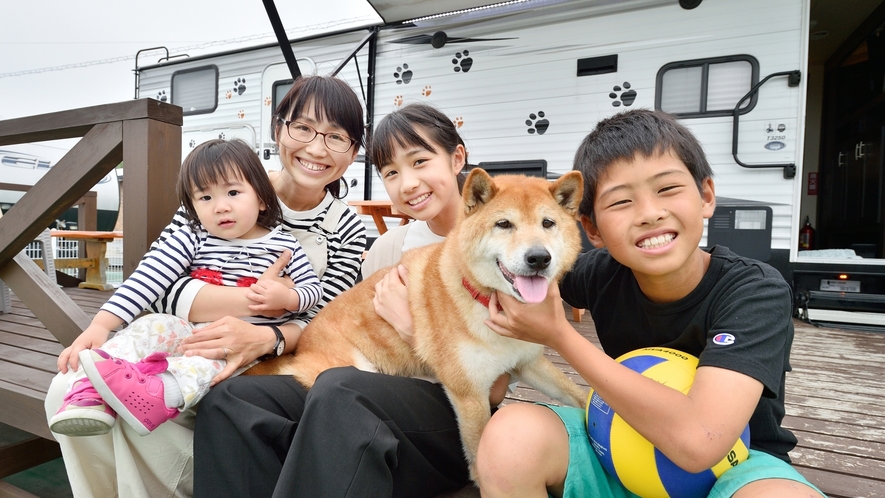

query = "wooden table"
[
  {"left": 348, "top": 200, "right": 413, "bottom": 235},
  {"left": 48, "top": 230, "right": 123, "bottom": 291}
]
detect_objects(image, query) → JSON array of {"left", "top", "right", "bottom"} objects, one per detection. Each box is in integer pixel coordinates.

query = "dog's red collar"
[{"left": 462, "top": 278, "right": 503, "bottom": 311}]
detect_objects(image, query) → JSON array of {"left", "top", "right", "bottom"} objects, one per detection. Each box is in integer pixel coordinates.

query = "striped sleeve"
[
  {"left": 104, "top": 223, "right": 198, "bottom": 323},
  {"left": 147, "top": 209, "right": 206, "bottom": 318}
]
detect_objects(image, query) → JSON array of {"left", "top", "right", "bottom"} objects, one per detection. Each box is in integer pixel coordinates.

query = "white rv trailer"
[
  {"left": 0, "top": 147, "right": 120, "bottom": 231},
  {"left": 135, "top": 0, "right": 885, "bottom": 329}
]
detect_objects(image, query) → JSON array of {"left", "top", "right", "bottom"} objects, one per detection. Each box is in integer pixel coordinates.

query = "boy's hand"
[
  {"left": 373, "top": 265, "right": 414, "bottom": 346},
  {"left": 57, "top": 324, "right": 112, "bottom": 373},
  {"left": 247, "top": 280, "right": 298, "bottom": 312},
  {"left": 485, "top": 280, "right": 569, "bottom": 347}
]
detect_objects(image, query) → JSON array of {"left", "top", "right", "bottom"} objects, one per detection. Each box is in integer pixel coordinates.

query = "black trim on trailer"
[
  {"left": 731, "top": 70, "right": 802, "bottom": 179},
  {"left": 171, "top": 65, "right": 219, "bottom": 116},
  {"left": 364, "top": 29, "right": 379, "bottom": 200}
]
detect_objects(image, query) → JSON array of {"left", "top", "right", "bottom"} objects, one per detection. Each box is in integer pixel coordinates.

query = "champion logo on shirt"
[{"left": 713, "top": 333, "right": 736, "bottom": 346}]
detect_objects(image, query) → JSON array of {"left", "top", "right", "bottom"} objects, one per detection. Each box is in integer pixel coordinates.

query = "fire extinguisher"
[{"left": 799, "top": 216, "right": 815, "bottom": 250}]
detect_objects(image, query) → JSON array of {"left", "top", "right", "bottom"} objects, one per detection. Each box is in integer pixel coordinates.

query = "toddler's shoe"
[
  {"left": 78, "top": 349, "right": 178, "bottom": 436},
  {"left": 49, "top": 378, "right": 116, "bottom": 436}
]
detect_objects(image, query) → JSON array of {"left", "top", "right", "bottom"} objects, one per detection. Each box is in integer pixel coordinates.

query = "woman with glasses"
[
  {"left": 44, "top": 75, "right": 367, "bottom": 497},
  {"left": 191, "top": 106, "right": 479, "bottom": 496}
]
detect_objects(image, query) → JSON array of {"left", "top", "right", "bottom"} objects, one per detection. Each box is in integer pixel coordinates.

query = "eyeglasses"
[{"left": 277, "top": 117, "right": 355, "bottom": 153}]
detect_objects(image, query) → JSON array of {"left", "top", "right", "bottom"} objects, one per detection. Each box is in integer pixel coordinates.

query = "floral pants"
[{"left": 68, "top": 314, "right": 224, "bottom": 410}]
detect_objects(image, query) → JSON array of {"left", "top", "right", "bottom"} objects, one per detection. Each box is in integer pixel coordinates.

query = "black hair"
[
  {"left": 273, "top": 75, "right": 365, "bottom": 199},
  {"left": 368, "top": 103, "right": 469, "bottom": 191},
  {"left": 573, "top": 108, "right": 713, "bottom": 221},
  {"left": 177, "top": 139, "right": 282, "bottom": 232}
]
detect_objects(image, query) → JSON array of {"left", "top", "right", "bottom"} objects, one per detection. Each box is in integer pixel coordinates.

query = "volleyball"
[{"left": 585, "top": 347, "right": 751, "bottom": 498}]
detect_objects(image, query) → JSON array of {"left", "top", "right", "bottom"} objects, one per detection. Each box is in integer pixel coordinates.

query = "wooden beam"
[
  {"left": 0, "top": 253, "right": 89, "bottom": 347},
  {"left": 0, "top": 99, "right": 182, "bottom": 146},
  {"left": 0, "top": 377, "right": 54, "bottom": 441},
  {"left": 0, "top": 122, "right": 122, "bottom": 267},
  {"left": 0, "top": 481, "right": 41, "bottom": 498},
  {"left": 0, "top": 437, "right": 61, "bottom": 480},
  {"left": 121, "top": 118, "right": 181, "bottom": 278}
]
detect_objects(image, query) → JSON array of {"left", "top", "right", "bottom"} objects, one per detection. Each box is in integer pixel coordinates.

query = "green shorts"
[{"left": 544, "top": 405, "right": 825, "bottom": 498}]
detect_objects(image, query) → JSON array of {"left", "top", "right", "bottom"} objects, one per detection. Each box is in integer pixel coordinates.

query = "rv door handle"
[
  {"left": 855, "top": 142, "right": 866, "bottom": 160},
  {"left": 838, "top": 151, "right": 845, "bottom": 167}
]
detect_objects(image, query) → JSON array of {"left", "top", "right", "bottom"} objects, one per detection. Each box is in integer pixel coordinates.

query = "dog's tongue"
[{"left": 515, "top": 276, "right": 548, "bottom": 303}]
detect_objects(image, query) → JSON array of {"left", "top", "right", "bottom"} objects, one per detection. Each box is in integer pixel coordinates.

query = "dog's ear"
[
  {"left": 463, "top": 168, "right": 497, "bottom": 215},
  {"left": 549, "top": 171, "right": 584, "bottom": 218}
]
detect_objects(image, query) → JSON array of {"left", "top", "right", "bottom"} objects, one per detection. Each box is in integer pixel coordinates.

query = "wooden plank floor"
[{"left": 1, "top": 290, "right": 884, "bottom": 497}]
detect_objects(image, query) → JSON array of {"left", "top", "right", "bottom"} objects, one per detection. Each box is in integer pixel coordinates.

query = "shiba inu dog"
[{"left": 246, "top": 168, "right": 587, "bottom": 479}]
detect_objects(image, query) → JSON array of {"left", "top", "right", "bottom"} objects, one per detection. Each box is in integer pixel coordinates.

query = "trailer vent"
[
  {"left": 577, "top": 55, "right": 618, "bottom": 77},
  {"left": 706, "top": 202, "right": 772, "bottom": 262}
]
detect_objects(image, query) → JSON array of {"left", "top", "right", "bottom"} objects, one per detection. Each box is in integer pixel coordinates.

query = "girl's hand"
[
  {"left": 247, "top": 280, "right": 297, "bottom": 312},
  {"left": 57, "top": 324, "right": 111, "bottom": 373},
  {"left": 248, "top": 250, "right": 294, "bottom": 317},
  {"left": 373, "top": 265, "right": 414, "bottom": 346},
  {"left": 177, "top": 316, "right": 278, "bottom": 385},
  {"left": 258, "top": 250, "right": 294, "bottom": 287},
  {"left": 485, "top": 281, "right": 569, "bottom": 347}
]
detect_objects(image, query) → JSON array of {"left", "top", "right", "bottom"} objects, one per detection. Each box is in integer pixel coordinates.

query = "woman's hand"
[
  {"left": 57, "top": 324, "right": 112, "bottom": 373},
  {"left": 373, "top": 265, "right": 414, "bottom": 346},
  {"left": 178, "top": 316, "right": 277, "bottom": 385}
]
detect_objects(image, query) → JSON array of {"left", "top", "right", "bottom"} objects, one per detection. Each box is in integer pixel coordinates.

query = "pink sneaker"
[
  {"left": 78, "top": 349, "right": 178, "bottom": 436},
  {"left": 49, "top": 378, "right": 117, "bottom": 436}
]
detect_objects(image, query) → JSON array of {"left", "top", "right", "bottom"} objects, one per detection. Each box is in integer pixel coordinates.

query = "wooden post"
[{"left": 121, "top": 118, "right": 181, "bottom": 279}]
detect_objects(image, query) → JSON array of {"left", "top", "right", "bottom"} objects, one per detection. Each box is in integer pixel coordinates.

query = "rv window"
[
  {"left": 655, "top": 55, "right": 758, "bottom": 118},
  {"left": 172, "top": 66, "right": 219, "bottom": 116},
  {"left": 272, "top": 80, "right": 294, "bottom": 113}
]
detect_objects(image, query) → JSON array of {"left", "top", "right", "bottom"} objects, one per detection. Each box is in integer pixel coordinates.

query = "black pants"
[{"left": 193, "top": 367, "right": 470, "bottom": 498}]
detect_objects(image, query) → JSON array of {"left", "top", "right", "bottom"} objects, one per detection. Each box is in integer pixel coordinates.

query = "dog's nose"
[{"left": 525, "top": 248, "right": 551, "bottom": 271}]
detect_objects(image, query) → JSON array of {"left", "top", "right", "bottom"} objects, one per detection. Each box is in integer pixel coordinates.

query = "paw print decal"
[
  {"left": 394, "top": 64, "right": 413, "bottom": 84},
  {"left": 233, "top": 78, "right": 247, "bottom": 96},
  {"left": 218, "top": 133, "right": 227, "bottom": 140},
  {"left": 422, "top": 85, "right": 432, "bottom": 97},
  {"left": 394, "top": 95, "right": 403, "bottom": 107},
  {"left": 237, "top": 110, "right": 245, "bottom": 119},
  {"left": 526, "top": 111, "right": 549, "bottom": 135},
  {"left": 264, "top": 97, "right": 272, "bottom": 106},
  {"left": 452, "top": 51, "right": 473, "bottom": 73},
  {"left": 610, "top": 82, "right": 637, "bottom": 107},
  {"left": 156, "top": 90, "right": 167, "bottom": 103},
  {"left": 453, "top": 117, "right": 464, "bottom": 128},
  {"left": 188, "top": 139, "right": 196, "bottom": 148}
]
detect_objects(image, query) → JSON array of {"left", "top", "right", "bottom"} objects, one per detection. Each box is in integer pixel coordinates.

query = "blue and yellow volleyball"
[{"left": 585, "top": 347, "right": 751, "bottom": 498}]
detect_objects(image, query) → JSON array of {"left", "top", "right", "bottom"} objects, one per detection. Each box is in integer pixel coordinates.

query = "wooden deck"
[{"left": 0, "top": 289, "right": 883, "bottom": 496}]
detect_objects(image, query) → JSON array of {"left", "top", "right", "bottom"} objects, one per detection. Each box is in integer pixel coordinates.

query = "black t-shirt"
[{"left": 560, "top": 245, "right": 798, "bottom": 461}]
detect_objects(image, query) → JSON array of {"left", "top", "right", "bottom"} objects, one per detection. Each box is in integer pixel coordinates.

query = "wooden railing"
[{"left": 0, "top": 99, "right": 182, "bottom": 347}]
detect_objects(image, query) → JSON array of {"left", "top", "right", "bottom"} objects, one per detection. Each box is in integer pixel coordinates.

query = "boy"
[{"left": 478, "top": 109, "right": 824, "bottom": 497}]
